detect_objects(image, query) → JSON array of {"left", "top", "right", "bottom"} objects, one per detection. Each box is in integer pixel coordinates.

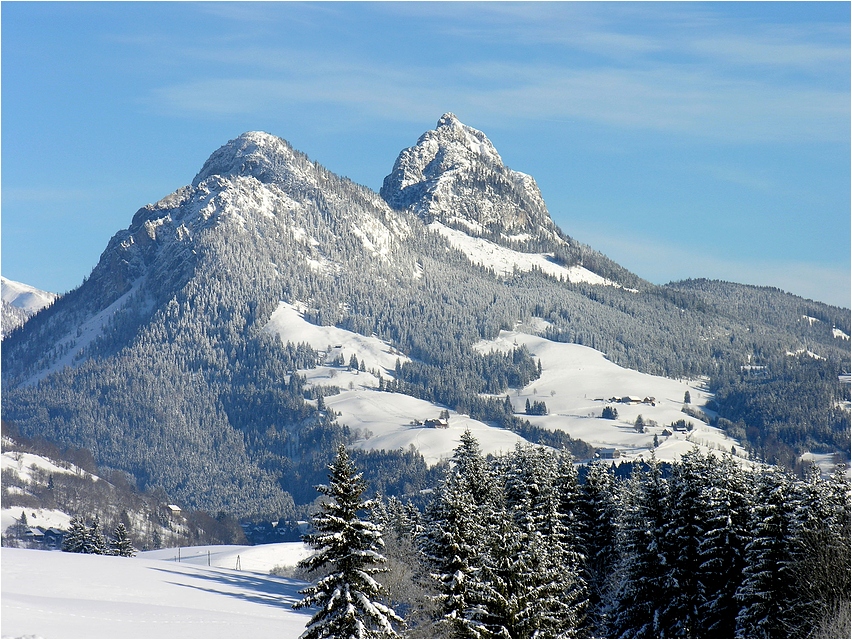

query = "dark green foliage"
[
  {"left": 294, "top": 445, "right": 402, "bottom": 638},
  {"left": 601, "top": 406, "right": 618, "bottom": 420},
  {"left": 110, "top": 522, "right": 135, "bottom": 557},
  {"left": 709, "top": 354, "right": 851, "bottom": 465},
  {"left": 525, "top": 399, "right": 548, "bottom": 415}
]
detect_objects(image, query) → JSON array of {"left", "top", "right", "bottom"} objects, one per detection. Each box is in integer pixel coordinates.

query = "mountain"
[
  {"left": 2, "top": 116, "right": 848, "bottom": 518},
  {"left": 1, "top": 277, "right": 57, "bottom": 338}
]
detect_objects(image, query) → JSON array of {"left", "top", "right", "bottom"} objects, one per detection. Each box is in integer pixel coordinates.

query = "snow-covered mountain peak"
[
  {"left": 1, "top": 277, "right": 58, "bottom": 338},
  {"left": 192, "top": 131, "right": 316, "bottom": 189},
  {"left": 381, "top": 114, "right": 562, "bottom": 248}
]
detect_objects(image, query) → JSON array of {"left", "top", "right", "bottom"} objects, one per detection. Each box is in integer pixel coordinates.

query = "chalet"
[
  {"left": 24, "top": 527, "right": 44, "bottom": 542},
  {"left": 621, "top": 396, "right": 643, "bottom": 404},
  {"left": 167, "top": 504, "right": 182, "bottom": 517},
  {"left": 596, "top": 448, "right": 621, "bottom": 459},
  {"left": 424, "top": 418, "right": 449, "bottom": 429},
  {"left": 661, "top": 428, "right": 673, "bottom": 437}
]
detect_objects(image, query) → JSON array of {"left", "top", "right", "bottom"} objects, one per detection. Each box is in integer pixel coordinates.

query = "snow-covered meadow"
[
  {"left": 1, "top": 543, "right": 313, "bottom": 638},
  {"left": 264, "top": 301, "right": 745, "bottom": 466}
]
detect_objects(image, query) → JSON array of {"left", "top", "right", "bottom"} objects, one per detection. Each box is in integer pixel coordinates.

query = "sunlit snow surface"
[
  {"left": 1, "top": 544, "right": 312, "bottom": 639},
  {"left": 429, "top": 222, "right": 616, "bottom": 286},
  {"left": 264, "top": 302, "right": 744, "bottom": 465},
  {"left": 476, "top": 329, "right": 746, "bottom": 463},
  {"left": 264, "top": 301, "right": 526, "bottom": 463}
]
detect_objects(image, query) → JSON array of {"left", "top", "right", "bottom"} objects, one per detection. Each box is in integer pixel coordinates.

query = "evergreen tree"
[
  {"left": 577, "top": 460, "right": 619, "bottom": 636},
  {"left": 110, "top": 522, "right": 136, "bottom": 557},
  {"left": 420, "top": 431, "right": 494, "bottom": 638},
  {"left": 697, "top": 454, "right": 750, "bottom": 638},
  {"left": 734, "top": 466, "right": 799, "bottom": 638},
  {"left": 294, "top": 445, "right": 401, "bottom": 639},
  {"left": 83, "top": 515, "right": 107, "bottom": 555},
  {"left": 62, "top": 515, "right": 88, "bottom": 553},
  {"left": 608, "top": 457, "right": 669, "bottom": 638},
  {"left": 657, "top": 448, "right": 709, "bottom": 638}
]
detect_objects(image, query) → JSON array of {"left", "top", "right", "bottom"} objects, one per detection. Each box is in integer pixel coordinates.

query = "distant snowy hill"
[
  {"left": 1, "top": 545, "right": 311, "bottom": 638},
  {"left": 1, "top": 276, "right": 57, "bottom": 337}
]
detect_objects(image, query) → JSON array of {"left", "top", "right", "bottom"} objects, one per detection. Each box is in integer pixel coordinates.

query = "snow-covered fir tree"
[
  {"left": 576, "top": 459, "right": 619, "bottom": 636},
  {"left": 696, "top": 453, "right": 750, "bottom": 638},
  {"left": 110, "top": 522, "right": 136, "bottom": 557},
  {"left": 420, "top": 431, "right": 493, "bottom": 638},
  {"left": 657, "top": 448, "right": 711, "bottom": 638},
  {"left": 62, "top": 515, "right": 88, "bottom": 553},
  {"left": 734, "top": 466, "right": 799, "bottom": 638},
  {"left": 608, "top": 456, "right": 670, "bottom": 639},
  {"left": 293, "top": 445, "right": 402, "bottom": 639},
  {"left": 83, "top": 516, "right": 107, "bottom": 555}
]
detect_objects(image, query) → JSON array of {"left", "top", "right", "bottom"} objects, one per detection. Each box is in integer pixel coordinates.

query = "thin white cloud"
[{"left": 149, "top": 55, "right": 848, "bottom": 143}]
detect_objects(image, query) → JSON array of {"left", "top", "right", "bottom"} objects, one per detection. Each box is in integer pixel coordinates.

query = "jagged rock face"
[{"left": 381, "top": 113, "right": 562, "bottom": 247}]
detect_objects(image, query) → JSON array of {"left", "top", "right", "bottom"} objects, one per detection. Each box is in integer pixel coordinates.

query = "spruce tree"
[
  {"left": 294, "top": 445, "right": 401, "bottom": 639},
  {"left": 62, "top": 515, "right": 88, "bottom": 553},
  {"left": 657, "top": 448, "right": 710, "bottom": 638},
  {"left": 576, "top": 459, "right": 619, "bottom": 636},
  {"left": 608, "top": 457, "right": 669, "bottom": 639},
  {"left": 110, "top": 522, "right": 136, "bottom": 557},
  {"left": 420, "top": 430, "right": 496, "bottom": 638},
  {"left": 697, "top": 454, "right": 750, "bottom": 638},
  {"left": 83, "top": 516, "right": 107, "bottom": 555},
  {"left": 734, "top": 466, "right": 798, "bottom": 638}
]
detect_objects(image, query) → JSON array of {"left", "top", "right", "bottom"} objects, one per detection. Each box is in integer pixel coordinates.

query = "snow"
[
  {"left": 786, "top": 347, "right": 825, "bottom": 360},
  {"left": 141, "top": 541, "right": 313, "bottom": 573},
  {"left": 264, "top": 302, "right": 744, "bottom": 466},
  {"left": 264, "top": 301, "right": 408, "bottom": 376},
  {"left": 23, "top": 278, "right": 145, "bottom": 386},
  {"left": 1, "top": 508, "right": 73, "bottom": 533},
  {"left": 1, "top": 545, "right": 311, "bottom": 638},
  {"left": 2, "top": 449, "right": 91, "bottom": 484},
  {"left": 263, "top": 301, "right": 527, "bottom": 463},
  {"left": 832, "top": 327, "right": 850, "bottom": 340},
  {"left": 475, "top": 330, "right": 746, "bottom": 464},
  {"left": 326, "top": 389, "right": 527, "bottom": 465},
  {"left": 1, "top": 276, "right": 57, "bottom": 313},
  {"left": 429, "top": 222, "right": 615, "bottom": 286},
  {"left": 799, "top": 452, "right": 848, "bottom": 478}
]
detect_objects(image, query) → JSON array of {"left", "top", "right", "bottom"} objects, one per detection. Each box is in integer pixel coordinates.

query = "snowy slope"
[
  {"left": 430, "top": 221, "right": 615, "bottom": 286},
  {"left": 476, "top": 328, "right": 746, "bottom": 464},
  {"left": 1, "top": 545, "right": 311, "bottom": 638},
  {"left": 263, "top": 300, "right": 738, "bottom": 465},
  {"left": 1, "top": 445, "right": 95, "bottom": 532},
  {"left": 1, "top": 276, "right": 57, "bottom": 337},
  {"left": 264, "top": 301, "right": 527, "bottom": 462},
  {"left": 326, "top": 389, "right": 527, "bottom": 464},
  {"left": 1, "top": 277, "right": 57, "bottom": 313}
]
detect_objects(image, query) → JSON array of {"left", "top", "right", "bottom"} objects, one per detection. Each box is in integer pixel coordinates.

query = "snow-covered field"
[
  {"left": 477, "top": 329, "right": 745, "bottom": 463},
  {"left": 263, "top": 302, "right": 745, "bottom": 465},
  {"left": 1, "top": 543, "right": 312, "bottom": 638}
]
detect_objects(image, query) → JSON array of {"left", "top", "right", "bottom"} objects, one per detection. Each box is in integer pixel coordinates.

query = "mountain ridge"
[{"left": 2, "top": 115, "right": 848, "bottom": 517}]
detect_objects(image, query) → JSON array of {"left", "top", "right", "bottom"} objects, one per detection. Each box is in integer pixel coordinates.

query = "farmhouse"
[
  {"left": 424, "top": 418, "right": 449, "bottom": 429},
  {"left": 596, "top": 448, "right": 621, "bottom": 459}
]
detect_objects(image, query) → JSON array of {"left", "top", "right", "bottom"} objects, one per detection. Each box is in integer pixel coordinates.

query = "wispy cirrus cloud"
[{"left": 148, "top": 53, "right": 848, "bottom": 143}]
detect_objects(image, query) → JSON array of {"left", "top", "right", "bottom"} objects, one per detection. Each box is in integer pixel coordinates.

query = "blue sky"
[{"left": 2, "top": 2, "right": 849, "bottom": 307}]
